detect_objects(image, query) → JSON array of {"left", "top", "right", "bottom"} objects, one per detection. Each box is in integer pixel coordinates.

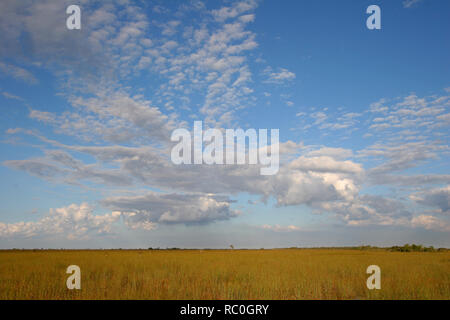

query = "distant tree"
[
  {"left": 230, "top": 245, "right": 234, "bottom": 250},
  {"left": 389, "top": 244, "right": 436, "bottom": 252}
]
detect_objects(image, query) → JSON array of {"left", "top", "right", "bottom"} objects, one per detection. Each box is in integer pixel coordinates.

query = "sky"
[{"left": 0, "top": 0, "right": 449, "bottom": 249}]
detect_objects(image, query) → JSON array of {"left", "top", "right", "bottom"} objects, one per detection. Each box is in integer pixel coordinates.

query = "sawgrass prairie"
[{"left": 0, "top": 249, "right": 449, "bottom": 300}]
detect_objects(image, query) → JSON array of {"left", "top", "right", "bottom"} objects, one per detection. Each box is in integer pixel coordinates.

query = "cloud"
[
  {"left": 364, "top": 141, "right": 445, "bottom": 175},
  {"left": 0, "top": 0, "right": 100, "bottom": 72},
  {"left": 261, "top": 224, "right": 300, "bottom": 232},
  {"left": 403, "top": 0, "right": 423, "bottom": 8},
  {"left": 271, "top": 173, "right": 358, "bottom": 207},
  {"left": 317, "top": 193, "right": 450, "bottom": 233},
  {"left": 4, "top": 150, "right": 133, "bottom": 187},
  {"left": 0, "top": 0, "right": 154, "bottom": 79},
  {"left": 360, "top": 92, "right": 450, "bottom": 188},
  {"left": 411, "top": 215, "right": 450, "bottom": 232},
  {"left": 0, "top": 203, "right": 121, "bottom": 240},
  {"left": 106, "top": 0, "right": 261, "bottom": 126},
  {"left": 1, "top": 1, "right": 449, "bottom": 245},
  {"left": 410, "top": 186, "right": 450, "bottom": 215},
  {"left": 212, "top": 0, "right": 258, "bottom": 22},
  {"left": 0, "top": 0, "right": 265, "bottom": 128},
  {"left": 264, "top": 67, "right": 296, "bottom": 84},
  {"left": 1, "top": 91, "right": 24, "bottom": 101},
  {"left": 0, "top": 62, "right": 38, "bottom": 84},
  {"left": 370, "top": 174, "right": 450, "bottom": 187},
  {"left": 298, "top": 92, "right": 448, "bottom": 140},
  {"left": 161, "top": 20, "right": 181, "bottom": 36},
  {"left": 368, "top": 94, "right": 449, "bottom": 135},
  {"left": 310, "top": 111, "right": 328, "bottom": 125},
  {"left": 318, "top": 194, "right": 411, "bottom": 228},
  {"left": 4, "top": 158, "right": 65, "bottom": 179},
  {"left": 4, "top": 130, "right": 364, "bottom": 214},
  {"left": 29, "top": 89, "right": 175, "bottom": 144},
  {"left": 363, "top": 140, "right": 450, "bottom": 188},
  {"left": 102, "top": 192, "right": 239, "bottom": 225},
  {"left": 306, "top": 147, "right": 353, "bottom": 160},
  {"left": 289, "top": 156, "right": 363, "bottom": 175}
]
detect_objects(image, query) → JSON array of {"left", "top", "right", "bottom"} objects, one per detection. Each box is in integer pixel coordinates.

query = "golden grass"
[{"left": 0, "top": 249, "right": 449, "bottom": 300}]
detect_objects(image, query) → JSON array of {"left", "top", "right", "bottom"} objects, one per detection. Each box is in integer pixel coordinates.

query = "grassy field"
[{"left": 0, "top": 249, "right": 449, "bottom": 300}]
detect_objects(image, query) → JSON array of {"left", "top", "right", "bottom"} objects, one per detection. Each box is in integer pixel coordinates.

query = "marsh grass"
[{"left": 0, "top": 249, "right": 448, "bottom": 299}]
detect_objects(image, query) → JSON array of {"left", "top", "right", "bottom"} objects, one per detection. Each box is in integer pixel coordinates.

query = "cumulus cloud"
[
  {"left": 4, "top": 133, "right": 365, "bottom": 217},
  {"left": 320, "top": 194, "right": 411, "bottom": 227},
  {"left": 122, "top": 212, "right": 157, "bottom": 231},
  {"left": 0, "top": 203, "right": 121, "bottom": 240},
  {"left": 411, "top": 215, "right": 450, "bottom": 232},
  {"left": 102, "top": 192, "right": 239, "bottom": 224},
  {"left": 317, "top": 193, "right": 450, "bottom": 233}
]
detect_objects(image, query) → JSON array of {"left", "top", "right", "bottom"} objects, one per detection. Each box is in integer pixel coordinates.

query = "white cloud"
[
  {"left": 285, "top": 101, "right": 294, "bottom": 107},
  {"left": 289, "top": 156, "right": 363, "bottom": 175},
  {"left": 0, "top": 203, "right": 121, "bottom": 240},
  {"left": 264, "top": 67, "right": 296, "bottom": 84},
  {"left": 368, "top": 94, "right": 449, "bottom": 134},
  {"left": 318, "top": 194, "right": 411, "bottom": 228},
  {"left": 4, "top": 130, "right": 364, "bottom": 212},
  {"left": 212, "top": 0, "right": 258, "bottom": 22},
  {"left": 411, "top": 215, "right": 450, "bottom": 232},
  {"left": 122, "top": 212, "right": 157, "bottom": 230},
  {"left": 306, "top": 147, "right": 353, "bottom": 160},
  {"left": 28, "top": 89, "right": 176, "bottom": 144},
  {"left": 102, "top": 192, "right": 240, "bottom": 224},
  {"left": 310, "top": 111, "right": 327, "bottom": 125},
  {"left": 261, "top": 224, "right": 300, "bottom": 232}
]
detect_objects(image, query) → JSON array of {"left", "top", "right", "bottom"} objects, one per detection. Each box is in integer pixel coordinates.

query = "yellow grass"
[{"left": 0, "top": 249, "right": 449, "bottom": 300}]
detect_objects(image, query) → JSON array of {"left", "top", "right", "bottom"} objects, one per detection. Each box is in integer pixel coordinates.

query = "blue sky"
[{"left": 0, "top": 0, "right": 449, "bottom": 248}]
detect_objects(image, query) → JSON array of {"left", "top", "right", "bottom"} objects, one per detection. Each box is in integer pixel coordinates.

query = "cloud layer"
[{"left": 0, "top": 0, "right": 448, "bottom": 245}]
